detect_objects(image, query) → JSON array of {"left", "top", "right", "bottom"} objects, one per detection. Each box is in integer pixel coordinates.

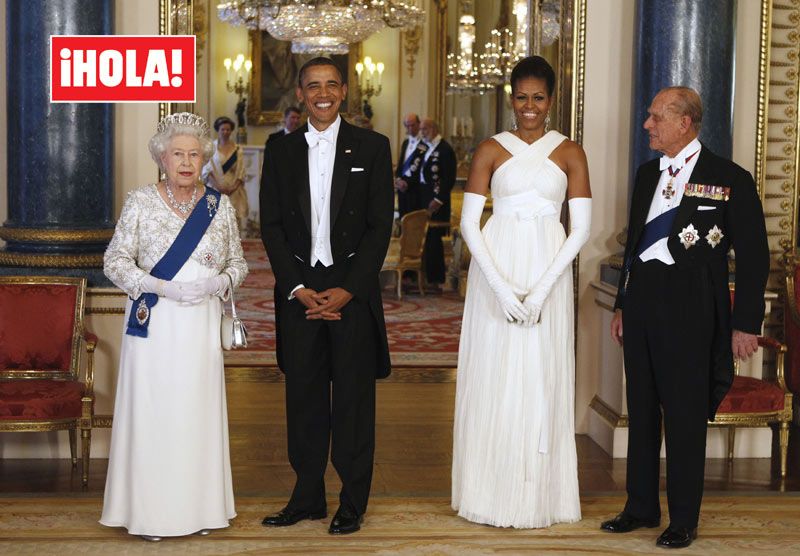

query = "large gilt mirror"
[{"left": 442, "top": 0, "right": 586, "bottom": 177}]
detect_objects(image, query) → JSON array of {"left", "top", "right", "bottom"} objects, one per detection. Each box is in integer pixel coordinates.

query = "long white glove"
[
  {"left": 141, "top": 274, "right": 205, "bottom": 304},
  {"left": 185, "top": 274, "right": 231, "bottom": 298},
  {"left": 522, "top": 197, "right": 592, "bottom": 326},
  {"left": 460, "top": 192, "right": 528, "bottom": 322}
]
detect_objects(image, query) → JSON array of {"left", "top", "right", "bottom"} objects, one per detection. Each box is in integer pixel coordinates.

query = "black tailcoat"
[
  {"left": 265, "top": 128, "right": 287, "bottom": 147},
  {"left": 260, "top": 120, "right": 393, "bottom": 378},
  {"left": 614, "top": 144, "right": 769, "bottom": 528},
  {"left": 615, "top": 145, "right": 769, "bottom": 417},
  {"left": 395, "top": 137, "right": 427, "bottom": 216}
]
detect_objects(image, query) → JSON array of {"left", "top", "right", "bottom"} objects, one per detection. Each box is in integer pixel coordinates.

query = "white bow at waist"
[{"left": 492, "top": 190, "right": 560, "bottom": 221}]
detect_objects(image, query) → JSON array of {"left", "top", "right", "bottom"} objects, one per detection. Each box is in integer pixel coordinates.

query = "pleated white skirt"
[{"left": 452, "top": 214, "right": 581, "bottom": 528}]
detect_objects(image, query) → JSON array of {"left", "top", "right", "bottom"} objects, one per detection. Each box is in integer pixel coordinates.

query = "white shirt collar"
[
  {"left": 307, "top": 115, "right": 341, "bottom": 141},
  {"left": 424, "top": 134, "right": 442, "bottom": 151},
  {"left": 660, "top": 137, "right": 702, "bottom": 171}
]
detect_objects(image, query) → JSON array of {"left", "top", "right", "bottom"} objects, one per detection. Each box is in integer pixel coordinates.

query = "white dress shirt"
[
  {"left": 288, "top": 116, "right": 341, "bottom": 299},
  {"left": 307, "top": 115, "right": 341, "bottom": 268},
  {"left": 420, "top": 134, "right": 442, "bottom": 184},
  {"left": 639, "top": 137, "right": 702, "bottom": 265}
]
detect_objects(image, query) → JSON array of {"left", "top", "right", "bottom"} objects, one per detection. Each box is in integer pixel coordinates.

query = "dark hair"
[
  {"left": 510, "top": 56, "right": 556, "bottom": 96},
  {"left": 213, "top": 116, "right": 235, "bottom": 131},
  {"left": 283, "top": 106, "right": 301, "bottom": 118},
  {"left": 298, "top": 57, "right": 344, "bottom": 87}
]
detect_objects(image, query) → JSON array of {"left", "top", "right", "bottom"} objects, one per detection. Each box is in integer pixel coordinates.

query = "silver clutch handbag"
[{"left": 221, "top": 277, "right": 248, "bottom": 350}]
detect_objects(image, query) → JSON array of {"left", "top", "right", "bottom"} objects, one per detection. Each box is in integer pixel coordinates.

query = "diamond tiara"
[{"left": 156, "top": 112, "right": 210, "bottom": 135}]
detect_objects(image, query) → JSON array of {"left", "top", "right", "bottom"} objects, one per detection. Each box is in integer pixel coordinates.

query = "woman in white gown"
[
  {"left": 101, "top": 113, "right": 248, "bottom": 541},
  {"left": 452, "top": 56, "right": 592, "bottom": 528}
]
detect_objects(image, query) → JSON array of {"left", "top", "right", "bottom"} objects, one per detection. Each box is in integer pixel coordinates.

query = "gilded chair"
[
  {"left": 0, "top": 276, "right": 97, "bottom": 486},
  {"left": 710, "top": 288, "right": 793, "bottom": 482},
  {"left": 784, "top": 252, "right": 800, "bottom": 406},
  {"left": 381, "top": 209, "right": 429, "bottom": 299}
]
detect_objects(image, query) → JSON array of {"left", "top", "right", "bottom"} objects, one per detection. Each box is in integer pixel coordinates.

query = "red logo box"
[{"left": 50, "top": 35, "right": 196, "bottom": 103}]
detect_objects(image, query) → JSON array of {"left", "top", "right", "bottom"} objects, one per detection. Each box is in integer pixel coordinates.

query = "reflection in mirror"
[{"left": 444, "top": 0, "right": 577, "bottom": 177}]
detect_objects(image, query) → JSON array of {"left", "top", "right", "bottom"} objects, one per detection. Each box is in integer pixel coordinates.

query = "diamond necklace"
[{"left": 165, "top": 182, "right": 198, "bottom": 216}]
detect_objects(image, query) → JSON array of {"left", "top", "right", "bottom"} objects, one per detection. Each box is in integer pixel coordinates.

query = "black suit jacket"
[
  {"left": 266, "top": 129, "right": 287, "bottom": 147},
  {"left": 260, "top": 119, "right": 394, "bottom": 378},
  {"left": 420, "top": 139, "right": 457, "bottom": 222},
  {"left": 615, "top": 144, "right": 769, "bottom": 415}
]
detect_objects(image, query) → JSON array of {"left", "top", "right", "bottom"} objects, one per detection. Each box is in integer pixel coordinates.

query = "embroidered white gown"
[
  {"left": 452, "top": 131, "right": 581, "bottom": 528},
  {"left": 100, "top": 184, "right": 247, "bottom": 536}
]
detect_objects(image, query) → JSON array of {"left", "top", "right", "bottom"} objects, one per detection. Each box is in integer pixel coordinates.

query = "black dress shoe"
[
  {"left": 600, "top": 512, "right": 661, "bottom": 533},
  {"left": 261, "top": 506, "right": 327, "bottom": 527},
  {"left": 656, "top": 525, "right": 697, "bottom": 548},
  {"left": 328, "top": 506, "right": 363, "bottom": 535}
]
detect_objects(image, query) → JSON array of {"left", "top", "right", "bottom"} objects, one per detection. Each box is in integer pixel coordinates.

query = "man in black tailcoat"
[
  {"left": 419, "top": 118, "right": 456, "bottom": 287},
  {"left": 266, "top": 106, "right": 302, "bottom": 145},
  {"left": 259, "top": 57, "right": 393, "bottom": 535},
  {"left": 394, "top": 112, "right": 428, "bottom": 217},
  {"left": 601, "top": 87, "right": 769, "bottom": 549}
]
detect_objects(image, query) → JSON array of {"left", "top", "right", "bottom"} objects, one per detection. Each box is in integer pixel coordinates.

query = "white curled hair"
[{"left": 148, "top": 113, "right": 214, "bottom": 173}]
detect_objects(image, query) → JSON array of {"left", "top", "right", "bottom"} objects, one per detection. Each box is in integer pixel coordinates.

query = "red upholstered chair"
[
  {"left": 0, "top": 276, "right": 97, "bottom": 486},
  {"left": 710, "top": 288, "right": 793, "bottom": 482},
  {"left": 784, "top": 253, "right": 800, "bottom": 402}
]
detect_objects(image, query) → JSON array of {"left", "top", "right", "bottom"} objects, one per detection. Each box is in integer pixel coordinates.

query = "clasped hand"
[
  {"left": 494, "top": 282, "right": 545, "bottom": 327},
  {"left": 161, "top": 276, "right": 227, "bottom": 304},
  {"left": 295, "top": 287, "right": 353, "bottom": 320}
]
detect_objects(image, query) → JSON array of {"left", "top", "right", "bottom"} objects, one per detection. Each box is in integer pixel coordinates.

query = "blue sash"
[
  {"left": 126, "top": 186, "right": 222, "bottom": 338},
  {"left": 221, "top": 148, "right": 238, "bottom": 174},
  {"left": 633, "top": 206, "right": 679, "bottom": 260},
  {"left": 400, "top": 142, "right": 426, "bottom": 176},
  {"left": 622, "top": 206, "right": 679, "bottom": 294}
]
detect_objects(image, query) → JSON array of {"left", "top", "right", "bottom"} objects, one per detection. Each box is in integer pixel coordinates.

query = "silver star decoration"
[
  {"left": 705, "top": 225, "right": 724, "bottom": 248},
  {"left": 678, "top": 224, "right": 699, "bottom": 249}
]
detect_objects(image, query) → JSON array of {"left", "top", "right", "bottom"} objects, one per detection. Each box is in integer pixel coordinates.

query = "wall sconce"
[
  {"left": 223, "top": 53, "right": 252, "bottom": 143},
  {"left": 354, "top": 56, "right": 384, "bottom": 119}
]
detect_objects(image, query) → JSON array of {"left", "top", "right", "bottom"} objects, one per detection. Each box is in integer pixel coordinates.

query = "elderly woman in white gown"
[{"left": 100, "top": 112, "right": 248, "bottom": 541}]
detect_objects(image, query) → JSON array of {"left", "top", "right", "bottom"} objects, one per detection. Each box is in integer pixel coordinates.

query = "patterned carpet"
[
  {"left": 225, "top": 240, "right": 463, "bottom": 367},
  {"left": 1, "top": 495, "right": 799, "bottom": 555}
]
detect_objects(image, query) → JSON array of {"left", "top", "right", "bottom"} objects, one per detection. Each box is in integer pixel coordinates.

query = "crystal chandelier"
[{"left": 217, "top": 1, "right": 425, "bottom": 55}]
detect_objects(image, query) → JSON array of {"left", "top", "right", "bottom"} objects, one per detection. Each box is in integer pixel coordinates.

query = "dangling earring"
[
  {"left": 512, "top": 115, "right": 518, "bottom": 131},
  {"left": 544, "top": 114, "right": 551, "bottom": 132}
]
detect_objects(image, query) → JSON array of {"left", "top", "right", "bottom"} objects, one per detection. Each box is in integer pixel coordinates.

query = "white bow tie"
[
  {"left": 305, "top": 128, "right": 335, "bottom": 148},
  {"left": 659, "top": 155, "right": 683, "bottom": 172}
]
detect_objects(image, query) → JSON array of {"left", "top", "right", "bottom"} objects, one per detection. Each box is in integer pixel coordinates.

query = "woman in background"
[{"left": 203, "top": 116, "right": 249, "bottom": 233}]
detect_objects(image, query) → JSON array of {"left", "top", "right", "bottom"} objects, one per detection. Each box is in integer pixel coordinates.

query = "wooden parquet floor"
[{"left": 2, "top": 494, "right": 800, "bottom": 555}]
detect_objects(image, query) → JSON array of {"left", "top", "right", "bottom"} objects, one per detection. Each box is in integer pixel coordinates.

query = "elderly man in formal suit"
[
  {"left": 601, "top": 87, "right": 769, "bottom": 549},
  {"left": 394, "top": 113, "right": 428, "bottom": 217},
  {"left": 259, "top": 57, "right": 393, "bottom": 535},
  {"left": 266, "top": 106, "right": 302, "bottom": 145},
  {"left": 418, "top": 118, "right": 456, "bottom": 287}
]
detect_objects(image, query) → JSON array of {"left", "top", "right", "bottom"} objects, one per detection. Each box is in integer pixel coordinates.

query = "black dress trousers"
[
  {"left": 278, "top": 260, "right": 378, "bottom": 516},
  {"left": 621, "top": 259, "right": 717, "bottom": 529}
]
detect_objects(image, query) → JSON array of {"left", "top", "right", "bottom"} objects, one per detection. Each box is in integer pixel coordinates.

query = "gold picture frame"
[{"left": 247, "top": 31, "right": 363, "bottom": 127}]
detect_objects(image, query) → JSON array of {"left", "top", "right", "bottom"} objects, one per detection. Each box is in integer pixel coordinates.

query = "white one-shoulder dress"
[{"left": 452, "top": 131, "right": 581, "bottom": 528}]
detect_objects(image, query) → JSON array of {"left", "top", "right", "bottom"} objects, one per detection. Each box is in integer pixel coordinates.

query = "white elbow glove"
[
  {"left": 460, "top": 192, "right": 528, "bottom": 322},
  {"left": 523, "top": 197, "right": 592, "bottom": 326}
]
